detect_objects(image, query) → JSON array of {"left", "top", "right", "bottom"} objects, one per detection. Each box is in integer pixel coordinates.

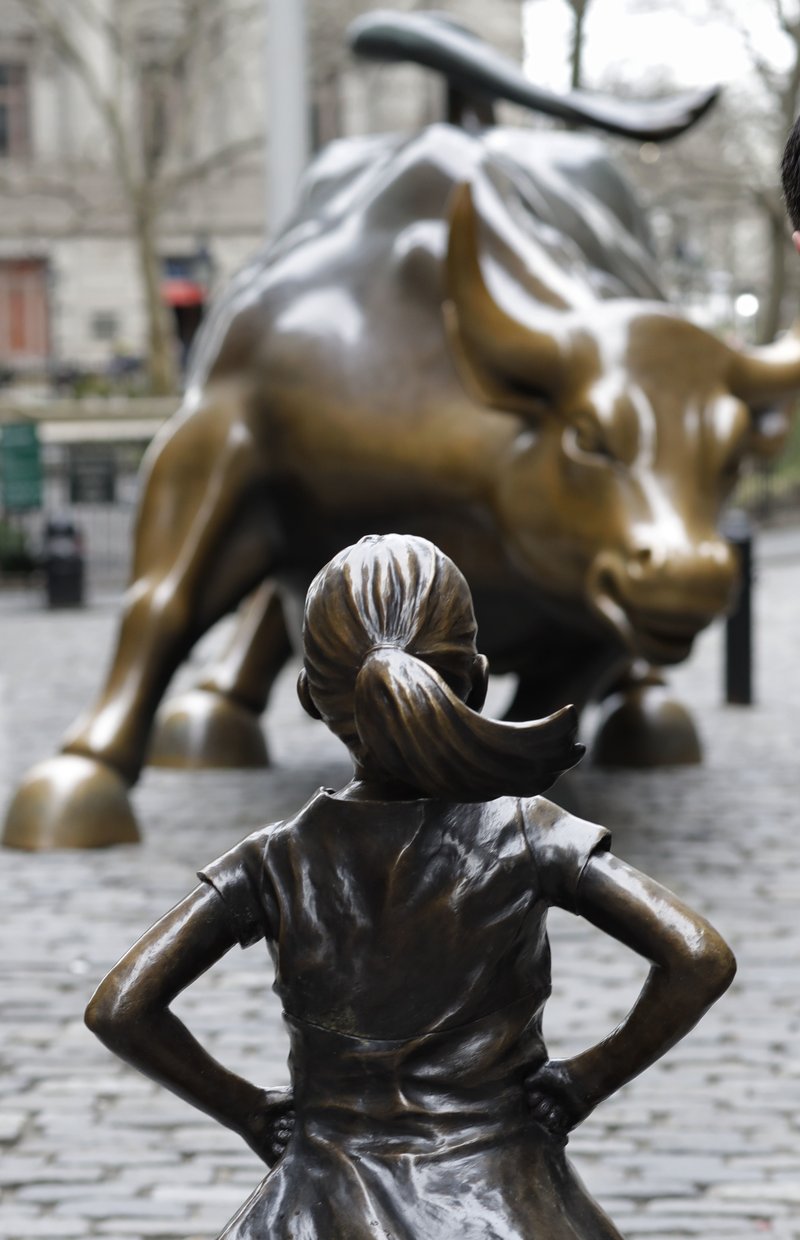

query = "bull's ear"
[
  {"left": 443, "top": 182, "right": 569, "bottom": 415},
  {"left": 729, "top": 323, "right": 800, "bottom": 405}
]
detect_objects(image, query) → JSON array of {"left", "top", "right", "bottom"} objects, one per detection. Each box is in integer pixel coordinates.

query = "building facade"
[{"left": 0, "top": 0, "right": 523, "bottom": 381}]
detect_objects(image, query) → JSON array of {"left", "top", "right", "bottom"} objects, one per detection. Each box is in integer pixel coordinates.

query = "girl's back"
[{"left": 202, "top": 790, "right": 606, "bottom": 1040}]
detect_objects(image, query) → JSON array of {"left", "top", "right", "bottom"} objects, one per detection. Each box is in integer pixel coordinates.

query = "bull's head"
[{"left": 444, "top": 182, "right": 800, "bottom": 664}]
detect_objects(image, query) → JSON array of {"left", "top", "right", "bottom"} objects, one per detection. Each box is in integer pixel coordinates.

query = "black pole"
[{"left": 722, "top": 510, "right": 754, "bottom": 706}]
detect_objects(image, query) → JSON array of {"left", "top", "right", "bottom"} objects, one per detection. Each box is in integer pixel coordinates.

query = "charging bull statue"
[{"left": 5, "top": 11, "right": 800, "bottom": 848}]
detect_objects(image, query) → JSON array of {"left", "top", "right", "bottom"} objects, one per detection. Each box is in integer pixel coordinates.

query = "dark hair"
[
  {"left": 782, "top": 114, "right": 800, "bottom": 230},
  {"left": 300, "top": 534, "right": 582, "bottom": 801}
]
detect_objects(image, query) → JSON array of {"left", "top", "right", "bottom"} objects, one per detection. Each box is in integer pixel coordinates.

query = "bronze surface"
[
  {"left": 85, "top": 534, "right": 735, "bottom": 1238},
  {"left": 5, "top": 19, "right": 800, "bottom": 849}
]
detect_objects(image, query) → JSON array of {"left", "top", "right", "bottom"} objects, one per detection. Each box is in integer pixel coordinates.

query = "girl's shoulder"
[{"left": 517, "top": 796, "right": 612, "bottom": 912}]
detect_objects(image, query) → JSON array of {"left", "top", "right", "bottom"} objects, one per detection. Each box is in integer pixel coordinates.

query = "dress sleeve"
[
  {"left": 519, "top": 797, "right": 611, "bottom": 913},
  {"left": 197, "top": 825, "right": 279, "bottom": 948}
]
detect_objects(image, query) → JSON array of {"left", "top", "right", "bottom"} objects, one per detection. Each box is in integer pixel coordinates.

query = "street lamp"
[{"left": 734, "top": 292, "right": 759, "bottom": 320}]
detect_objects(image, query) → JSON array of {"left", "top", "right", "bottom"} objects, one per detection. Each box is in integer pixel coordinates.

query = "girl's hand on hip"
[
  {"left": 242, "top": 1087, "right": 295, "bottom": 1165},
  {"left": 524, "top": 1059, "right": 592, "bottom": 1144}
]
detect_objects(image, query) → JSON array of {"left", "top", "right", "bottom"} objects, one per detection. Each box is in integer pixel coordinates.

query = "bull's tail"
[{"left": 348, "top": 9, "right": 718, "bottom": 142}]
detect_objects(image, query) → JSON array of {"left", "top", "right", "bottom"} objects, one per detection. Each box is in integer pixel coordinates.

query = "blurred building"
[{"left": 0, "top": 0, "right": 523, "bottom": 380}]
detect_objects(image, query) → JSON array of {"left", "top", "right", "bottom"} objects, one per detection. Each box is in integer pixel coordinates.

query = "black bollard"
[{"left": 722, "top": 509, "right": 754, "bottom": 706}]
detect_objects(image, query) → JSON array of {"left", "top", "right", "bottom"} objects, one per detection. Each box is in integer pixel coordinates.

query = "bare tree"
[
  {"left": 712, "top": 0, "right": 800, "bottom": 340},
  {"left": 564, "top": 0, "right": 593, "bottom": 90},
  {"left": 618, "top": 0, "right": 800, "bottom": 341},
  {"left": 525, "top": 0, "right": 595, "bottom": 90},
  {"left": 16, "top": 0, "right": 264, "bottom": 393}
]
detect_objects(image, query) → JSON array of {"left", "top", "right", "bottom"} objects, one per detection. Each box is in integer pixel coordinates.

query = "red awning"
[{"left": 161, "top": 278, "right": 206, "bottom": 308}]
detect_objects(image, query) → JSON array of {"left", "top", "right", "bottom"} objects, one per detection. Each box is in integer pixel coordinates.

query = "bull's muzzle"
[{"left": 587, "top": 537, "right": 739, "bottom": 665}]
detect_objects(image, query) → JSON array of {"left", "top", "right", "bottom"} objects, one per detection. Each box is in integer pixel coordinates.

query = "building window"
[
  {"left": 91, "top": 311, "right": 119, "bottom": 342},
  {"left": 0, "top": 64, "right": 30, "bottom": 159}
]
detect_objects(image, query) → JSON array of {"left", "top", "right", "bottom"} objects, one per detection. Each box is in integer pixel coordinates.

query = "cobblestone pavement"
[{"left": 1, "top": 527, "right": 800, "bottom": 1240}]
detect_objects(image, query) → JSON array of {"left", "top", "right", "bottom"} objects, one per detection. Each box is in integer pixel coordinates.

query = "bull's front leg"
[
  {"left": 2, "top": 390, "right": 275, "bottom": 849},
  {"left": 590, "top": 660, "right": 702, "bottom": 768},
  {"left": 147, "top": 581, "right": 293, "bottom": 769}
]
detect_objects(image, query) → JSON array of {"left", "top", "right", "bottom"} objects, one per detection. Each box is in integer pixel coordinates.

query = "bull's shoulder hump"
[
  {"left": 299, "top": 123, "right": 486, "bottom": 232},
  {"left": 286, "top": 133, "right": 405, "bottom": 226},
  {"left": 279, "top": 124, "right": 482, "bottom": 237}
]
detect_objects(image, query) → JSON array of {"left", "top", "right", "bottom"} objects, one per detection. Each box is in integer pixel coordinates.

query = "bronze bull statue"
[{"left": 5, "top": 12, "right": 800, "bottom": 849}]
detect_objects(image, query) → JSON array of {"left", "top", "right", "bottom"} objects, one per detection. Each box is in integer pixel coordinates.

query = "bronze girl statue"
[{"left": 86, "top": 533, "right": 735, "bottom": 1239}]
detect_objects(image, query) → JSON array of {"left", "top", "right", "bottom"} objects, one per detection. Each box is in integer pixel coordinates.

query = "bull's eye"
[{"left": 570, "top": 416, "right": 614, "bottom": 461}]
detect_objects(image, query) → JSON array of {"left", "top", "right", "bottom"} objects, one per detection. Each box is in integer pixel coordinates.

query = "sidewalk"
[{"left": 1, "top": 527, "right": 799, "bottom": 1239}]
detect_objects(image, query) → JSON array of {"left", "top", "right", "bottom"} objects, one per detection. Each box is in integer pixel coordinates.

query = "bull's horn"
[
  {"left": 444, "top": 182, "right": 569, "bottom": 404},
  {"left": 729, "top": 324, "right": 800, "bottom": 403}
]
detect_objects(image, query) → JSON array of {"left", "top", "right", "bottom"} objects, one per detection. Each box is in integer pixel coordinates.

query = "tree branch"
[
  {"left": 156, "top": 133, "right": 263, "bottom": 202},
  {"left": 73, "top": 0, "right": 127, "bottom": 61},
  {"left": 15, "top": 0, "right": 139, "bottom": 196},
  {"left": 0, "top": 169, "right": 93, "bottom": 218}
]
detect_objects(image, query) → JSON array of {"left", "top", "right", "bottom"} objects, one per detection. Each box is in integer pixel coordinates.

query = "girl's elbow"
[
  {"left": 85, "top": 985, "right": 116, "bottom": 1041},
  {"left": 709, "top": 936, "right": 737, "bottom": 997},
  {"left": 85, "top": 978, "right": 138, "bottom": 1049},
  {"left": 681, "top": 927, "right": 737, "bottom": 1002}
]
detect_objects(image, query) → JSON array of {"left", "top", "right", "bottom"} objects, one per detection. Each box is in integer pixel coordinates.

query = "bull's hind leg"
[
  {"left": 2, "top": 390, "right": 277, "bottom": 849},
  {"left": 591, "top": 661, "right": 702, "bottom": 767},
  {"left": 148, "top": 581, "right": 292, "bottom": 769}
]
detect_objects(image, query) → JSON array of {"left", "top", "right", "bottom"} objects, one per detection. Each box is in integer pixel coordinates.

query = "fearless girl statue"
[{"left": 86, "top": 533, "right": 735, "bottom": 1239}]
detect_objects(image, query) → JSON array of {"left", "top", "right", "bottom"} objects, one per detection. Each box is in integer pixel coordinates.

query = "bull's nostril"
[{"left": 628, "top": 546, "right": 654, "bottom": 577}]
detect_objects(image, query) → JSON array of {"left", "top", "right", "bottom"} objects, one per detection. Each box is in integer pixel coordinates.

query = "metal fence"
[
  {"left": 3, "top": 439, "right": 145, "bottom": 593},
  {"left": 1, "top": 397, "right": 172, "bottom": 593}
]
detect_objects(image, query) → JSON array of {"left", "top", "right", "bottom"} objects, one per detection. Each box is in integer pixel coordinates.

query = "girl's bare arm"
[
  {"left": 85, "top": 884, "right": 292, "bottom": 1164},
  {"left": 527, "top": 852, "right": 736, "bottom": 1138}
]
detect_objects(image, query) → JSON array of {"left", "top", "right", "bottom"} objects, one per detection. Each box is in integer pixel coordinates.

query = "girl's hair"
[{"left": 301, "top": 533, "right": 583, "bottom": 801}]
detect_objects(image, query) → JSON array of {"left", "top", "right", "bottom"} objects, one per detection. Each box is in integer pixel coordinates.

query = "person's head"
[
  {"left": 781, "top": 114, "right": 800, "bottom": 254},
  {"left": 297, "top": 533, "right": 582, "bottom": 800}
]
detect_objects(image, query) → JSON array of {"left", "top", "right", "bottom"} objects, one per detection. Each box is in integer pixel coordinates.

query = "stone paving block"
[
  {"left": 0, "top": 1112, "right": 27, "bottom": 1142},
  {"left": 0, "top": 1157, "right": 104, "bottom": 1187},
  {"left": 0, "top": 1217, "right": 91, "bottom": 1238},
  {"left": 713, "top": 1180, "right": 800, "bottom": 1204},
  {"left": 52, "top": 1197, "right": 191, "bottom": 1219},
  {"left": 95, "top": 1222, "right": 217, "bottom": 1238},
  {"left": 152, "top": 1183, "right": 258, "bottom": 1206}
]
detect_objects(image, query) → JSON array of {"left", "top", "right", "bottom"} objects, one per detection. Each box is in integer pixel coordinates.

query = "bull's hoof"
[
  {"left": 149, "top": 689, "right": 269, "bottom": 769},
  {"left": 2, "top": 755, "right": 140, "bottom": 850},
  {"left": 591, "top": 684, "right": 702, "bottom": 768}
]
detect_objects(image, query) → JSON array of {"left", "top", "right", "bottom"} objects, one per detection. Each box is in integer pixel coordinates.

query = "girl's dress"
[{"left": 199, "top": 787, "right": 624, "bottom": 1240}]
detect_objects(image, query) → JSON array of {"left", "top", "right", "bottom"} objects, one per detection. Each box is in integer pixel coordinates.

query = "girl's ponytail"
[{"left": 354, "top": 645, "right": 582, "bottom": 802}]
